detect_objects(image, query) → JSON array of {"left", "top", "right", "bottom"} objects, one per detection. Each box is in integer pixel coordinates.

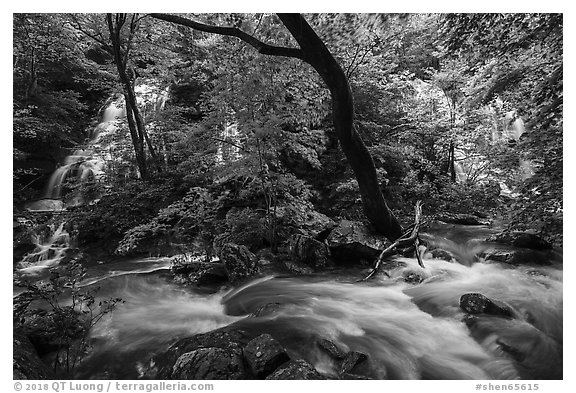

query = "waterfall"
[
  {"left": 16, "top": 222, "right": 70, "bottom": 277},
  {"left": 41, "top": 97, "right": 125, "bottom": 202},
  {"left": 25, "top": 83, "right": 169, "bottom": 212}
]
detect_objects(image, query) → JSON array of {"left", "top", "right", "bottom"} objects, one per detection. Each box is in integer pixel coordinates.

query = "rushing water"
[
  {"left": 15, "top": 224, "right": 562, "bottom": 380},
  {"left": 16, "top": 222, "right": 70, "bottom": 278},
  {"left": 25, "top": 84, "right": 169, "bottom": 212}
]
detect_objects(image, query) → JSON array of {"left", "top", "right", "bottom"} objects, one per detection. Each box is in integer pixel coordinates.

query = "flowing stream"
[{"left": 15, "top": 224, "right": 562, "bottom": 380}]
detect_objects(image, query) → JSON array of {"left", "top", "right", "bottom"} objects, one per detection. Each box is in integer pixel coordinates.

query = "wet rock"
[
  {"left": 171, "top": 347, "right": 246, "bottom": 379},
  {"left": 18, "top": 309, "right": 85, "bottom": 356},
  {"left": 487, "top": 231, "right": 552, "bottom": 250},
  {"left": 195, "top": 263, "right": 228, "bottom": 286},
  {"left": 289, "top": 234, "right": 329, "bottom": 269},
  {"left": 462, "top": 314, "right": 480, "bottom": 328},
  {"left": 403, "top": 271, "right": 424, "bottom": 284},
  {"left": 317, "top": 338, "right": 346, "bottom": 360},
  {"left": 459, "top": 293, "right": 516, "bottom": 318},
  {"left": 340, "top": 351, "right": 368, "bottom": 374},
  {"left": 483, "top": 250, "right": 516, "bottom": 264},
  {"left": 327, "top": 220, "right": 391, "bottom": 263},
  {"left": 255, "top": 248, "right": 275, "bottom": 267},
  {"left": 155, "top": 328, "right": 253, "bottom": 379},
  {"left": 482, "top": 249, "right": 554, "bottom": 266},
  {"left": 265, "top": 359, "right": 325, "bottom": 380},
  {"left": 25, "top": 199, "right": 65, "bottom": 212},
  {"left": 218, "top": 243, "right": 259, "bottom": 284},
  {"left": 243, "top": 334, "right": 290, "bottom": 378},
  {"left": 251, "top": 303, "right": 283, "bottom": 318},
  {"left": 13, "top": 330, "right": 54, "bottom": 379},
  {"left": 171, "top": 260, "right": 228, "bottom": 287},
  {"left": 281, "top": 259, "right": 315, "bottom": 275},
  {"left": 435, "top": 213, "right": 490, "bottom": 226},
  {"left": 273, "top": 208, "right": 335, "bottom": 245},
  {"left": 300, "top": 211, "right": 336, "bottom": 240},
  {"left": 428, "top": 248, "right": 455, "bottom": 261}
]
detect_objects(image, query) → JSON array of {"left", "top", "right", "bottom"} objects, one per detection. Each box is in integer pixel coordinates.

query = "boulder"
[
  {"left": 13, "top": 330, "right": 54, "bottom": 379},
  {"left": 317, "top": 338, "right": 346, "bottom": 360},
  {"left": 487, "top": 231, "right": 552, "bottom": 250},
  {"left": 265, "top": 359, "right": 325, "bottom": 380},
  {"left": 288, "top": 234, "right": 329, "bottom": 269},
  {"left": 339, "top": 351, "right": 368, "bottom": 374},
  {"left": 326, "top": 220, "right": 391, "bottom": 263},
  {"left": 18, "top": 309, "right": 85, "bottom": 356},
  {"left": 435, "top": 213, "right": 490, "bottom": 226},
  {"left": 194, "top": 263, "right": 229, "bottom": 286},
  {"left": 298, "top": 210, "right": 337, "bottom": 240},
  {"left": 172, "top": 261, "right": 228, "bottom": 287},
  {"left": 459, "top": 293, "right": 516, "bottom": 318},
  {"left": 482, "top": 249, "right": 554, "bottom": 266},
  {"left": 218, "top": 243, "right": 259, "bottom": 284},
  {"left": 402, "top": 271, "right": 424, "bottom": 284},
  {"left": 427, "top": 248, "right": 455, "bottom": 262},
  {"left": 171, "top": 347, "right": 246, "bottom": 379},
  {"left": 482, "top": 250, "right": 516, "bottom": 264},
  {"left": 243, "top": 334, "right": 290, "bottom": 378},
  {"left": 274, "top": 207, "right": 336, "bottom": 245},
  {"left": 155, "top": 328, "right": 253, "bottom": 379}
]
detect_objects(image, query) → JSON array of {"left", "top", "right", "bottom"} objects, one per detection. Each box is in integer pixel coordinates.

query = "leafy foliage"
[
  {"left": 14, "top": 13, "right": 563, "bottom": 258},
  {"left": 14, "top": 261, "right": 123, "bottom": 374}
]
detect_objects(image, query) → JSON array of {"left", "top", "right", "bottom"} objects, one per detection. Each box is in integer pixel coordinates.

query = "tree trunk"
[
  {"left": 150, "top": 12, "right": 403, "bottom": 241},
  {"left": 277, "top": 14, "right": 402, "bottom": 240},
  {"left": 124, "top": 94, "right": 148, "bottom": 179},
  {"left": 107, "top": 14, "right": 163, "bottom": 178},
  {"left": 107, "top": 14, "right": 149, "bottom": 179},
  {"left": 25, "top": 49, "right": 38, "bottom": 101},
  {"left": 448, "top": 141, "right": 456, "bottom": 183}
]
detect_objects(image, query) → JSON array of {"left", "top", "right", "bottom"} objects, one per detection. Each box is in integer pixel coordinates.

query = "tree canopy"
[{"left": 13, "top": 12, "right": 563, "bottom": 252}]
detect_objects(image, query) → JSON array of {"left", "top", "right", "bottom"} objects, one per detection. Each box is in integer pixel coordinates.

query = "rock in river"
[
  {"left": 243, "top": 334, "right": 290, "bottom": 378},
  {"left": 218, "top": 243, "right": 259, "bottom": 284},
  {"left": 326, "top": 220, "right": 391, "bottom": 263}
]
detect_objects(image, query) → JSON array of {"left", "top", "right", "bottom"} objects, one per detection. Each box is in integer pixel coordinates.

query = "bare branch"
[
  {"left": 209, "top": 136, "right": 248, "bottom": 152},
  {"left": 345, "top": 45, "right": 362, "bottom": 79},
  {"left": 150, "top": 13, "right": 304, "bottom": 60},
  {"left": 66, "top": 15, "right": 111, "bottom": 52},
  {"left": 359, "top": 201, "right": 424, "bottom": 281}
]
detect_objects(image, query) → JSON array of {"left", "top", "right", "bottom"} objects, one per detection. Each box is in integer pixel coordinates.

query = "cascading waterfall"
[
  {"left": 25, "top": 83, "right": 169, "bottom": 212},
  {"left": 43, "top": 97, "right": 126, "bottom": 204},
  {"left": 16, "top": 222, "right": 70, "bottom": 277}
]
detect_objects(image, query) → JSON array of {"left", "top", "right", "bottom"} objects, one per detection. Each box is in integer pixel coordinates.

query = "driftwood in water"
[{"left": 359, "top": 201, "right": 424, "bottom": 282}]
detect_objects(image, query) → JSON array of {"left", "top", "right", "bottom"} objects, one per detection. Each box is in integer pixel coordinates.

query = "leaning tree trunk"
[
  {"left": 151, "top": 12, "right": 403, "bottom": 241},
  {"left": 277, "top": 15, "right": 402, "bottom": 240}
]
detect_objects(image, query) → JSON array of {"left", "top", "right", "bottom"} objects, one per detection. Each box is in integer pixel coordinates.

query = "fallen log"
[{"left": 359, "top": 201, "right": 424, "bottom": 282}]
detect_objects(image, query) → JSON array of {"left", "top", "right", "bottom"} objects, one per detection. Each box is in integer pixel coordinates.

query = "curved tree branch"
[
  {"left": 151, "top": 12, "right": 403, "bottom": 241},
  {"left": 150, "top": 13, "right": 305, "bottom": 60}
]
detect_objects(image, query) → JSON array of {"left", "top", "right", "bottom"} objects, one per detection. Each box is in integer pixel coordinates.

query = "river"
[{"left": 15, "top": 224, "right": 563, "bottom": 380}]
